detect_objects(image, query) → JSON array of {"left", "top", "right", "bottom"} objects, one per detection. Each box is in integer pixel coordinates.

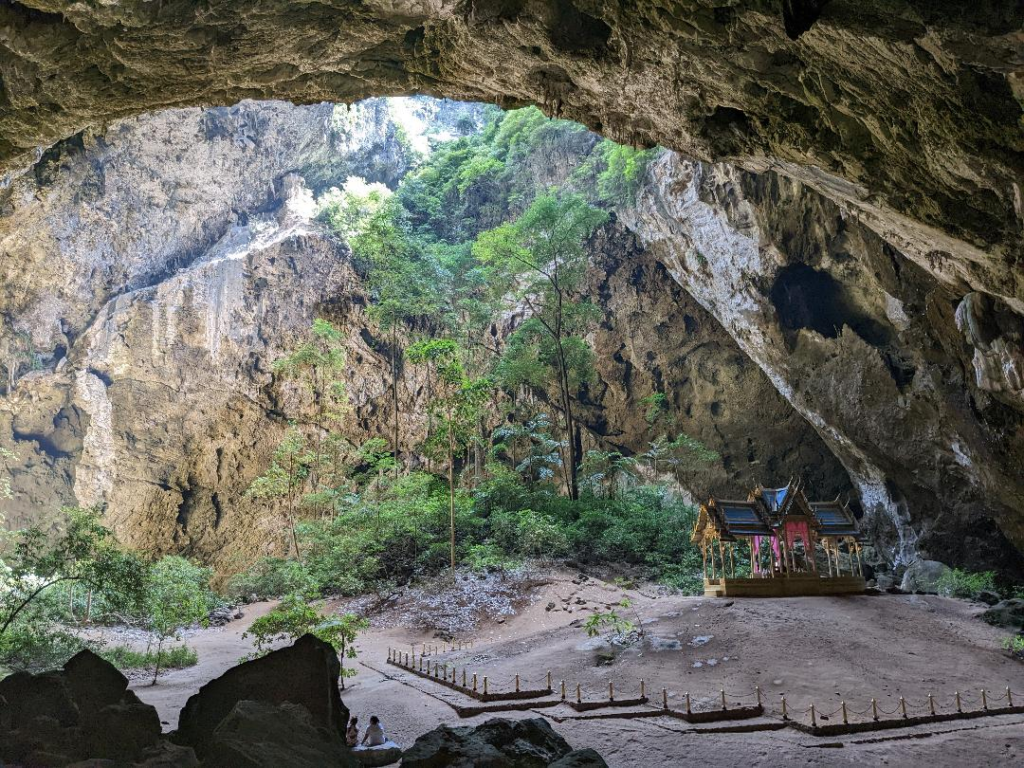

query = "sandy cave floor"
[{"left": 106, "top": 570, "right": 1023, "bottom": 767}]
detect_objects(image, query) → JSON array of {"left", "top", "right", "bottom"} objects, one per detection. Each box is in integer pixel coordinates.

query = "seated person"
[
  {"left": 361, "top": 715, "right": 386, "bottom": 747},
  {"left": 346, "top": 716, "right": 360, "bottom": 748}
]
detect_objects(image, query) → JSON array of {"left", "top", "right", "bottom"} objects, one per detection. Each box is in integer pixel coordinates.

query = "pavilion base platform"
[{"left": 704, "top": 574, "right": 866, "bottom": 597}]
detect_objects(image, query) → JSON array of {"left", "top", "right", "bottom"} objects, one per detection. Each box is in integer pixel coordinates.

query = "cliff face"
[
  {"left": 627, "top": 156, "right": 1024, "bottom": 572},
  {"left": 0, "top": 96, "right": 1021, "bottom": 578}
]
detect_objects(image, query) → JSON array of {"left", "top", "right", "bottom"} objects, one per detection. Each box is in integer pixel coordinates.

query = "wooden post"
[
  {"left": 841, "top": 701, "right": 848, "bottom": 725},
  {"left": 928, "top": 693, "right": 935, "bottom": 716},
  {"left": 462, "top": 669, "right": 467, "bottom": 687},
  {"left": 547, "top": 670, "right": 552, "bottom": 690},
  {"left": 609, "top": 681, "right": 614, "bottom": 701},
  {"left": 685, "top": 692, "right": 692, "bottom": 715},
  {"left": 755, "top": 686, "right": 762, "bottom": 708},
  {"left": 721, "top": 689, "right": 727, "bottom": 711},
  {"left": 781, "top": 695, "right": 788, "bottom": 720},
  {"left": 576, "top": 683, "right": 582, "bottom": 704},
  {"left": 405, "top": 653, "right": 409, "bottom": 666},
  {"left": 810, "top": 704, "right": 817, "bottom": 728},
  {"left": 483, "top": 676, "right": 488, "bottom": 695},
  {"left": 515, "top": 674, "right": 520, "bottom": 693},
  {"left": 473, "top": 673, "right": 478, "bottom": 692},
  {"left": 640, "top": 679, "right": 645, "bottom": 699},
  {"left": 561, "top": 680, "right": 566, "bottom": 701},
  {"left": 981, "top": 689, "right": 988, "bottom": 710},
  {"left": 900, "top": 696, "right": 907, "bottom": 719},
  {"left": 388, "top": 647, "right": 392, "bottom": 661},
  {"left": 1008, "top": 687, "right": 1013, "bottom": 707},
  {"left": 663, "top": 689, "right": 668, "bottom": 710},
  {"left": 871, "top": 699, "right": 878, "bottom": 721},
  {"left": 955, "top": 691, "right": 962, "bottom": 713}
]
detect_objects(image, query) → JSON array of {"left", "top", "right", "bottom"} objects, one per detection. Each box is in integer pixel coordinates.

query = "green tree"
[
  {"left": 246, "top": 426, "right": 313, "bottom": 557},
  {"left": 667, "top": 433, "right": 721, "bottom": 484},
  {"left": 475, "top": 192, "right": 607, "bottom": 499},
  {"left": 580, "top": 449, "right": 638, "bottom": 499},
  {"left": 273, "top": 319, "right": 349, "bottom": 513},
  {"left": 243, "top": 594, "right": 368, "bottom": 688},
  {"left": 406, "top": 339, "right": 491, "bottom": 575},
  {"left": 143, "top": 556, "right": 211, "bottom": 685},
  {"left": 351, "top": 198, "right": 443, "bottom": 476},
  {"left": 0, "top": 506, "right": 148, "bottom": 640}
]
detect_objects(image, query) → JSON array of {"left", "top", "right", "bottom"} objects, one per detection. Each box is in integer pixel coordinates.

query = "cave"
[
  {"left": 771, "top": 263, "right": 892, "bottom": 347},
  {"left": 1, "top": 3, "right": 1023, "bottom": 767}
]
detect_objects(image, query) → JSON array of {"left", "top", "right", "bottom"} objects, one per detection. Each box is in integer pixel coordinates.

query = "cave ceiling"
[{"left": 0, "top": 1, "right": 1021, "bottom": 308}]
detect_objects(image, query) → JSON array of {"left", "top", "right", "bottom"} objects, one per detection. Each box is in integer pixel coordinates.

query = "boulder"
[
  {"left": 975, "top": 589, "right": 1002, "bottom": 606},
  {"left": 550, "top": 749, "right": 610, "bottom": 768},
  {"left": 899, "top": 560, "right": 950, "bottom": 594},
  {"left": 201, "top": 700, "right": 356, "bottom": 768},
  {"left": 174, "top": 634, "right": 349, "bottom": 757},
  {"left": 352, "top": 741, "right": 402, "bottom": 767},
  {"left": 982, "top": 599, "right": 1024, "bottom": 631},
  {"left": 874, "top": 573, "right": 896, "bottom": 591},
  {"left": 0, "top": 650, "right": 162, "bottom": 766},
  {"left": 401, "top": 717, "right": 602, "bottom": 768},
  {"left": 208, "top": 606, "right": 244, "bottom": 627}
]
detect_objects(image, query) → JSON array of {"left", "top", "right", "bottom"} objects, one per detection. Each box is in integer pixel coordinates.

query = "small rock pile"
[{"left": 402, "top": 717, "right": 607, "bottom": 767}]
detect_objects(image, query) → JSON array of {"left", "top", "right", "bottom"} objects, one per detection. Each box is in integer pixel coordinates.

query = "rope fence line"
[{"left": 386, "top": 650, "right": 1023, "bottom": 735}]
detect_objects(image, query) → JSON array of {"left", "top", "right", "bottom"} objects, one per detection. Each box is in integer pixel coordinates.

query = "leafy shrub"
[
  {"left": 936, "top": 568, "right": 997, "bottom": 599},
  {"left": 1003, "top": 635, "right": 1024, "bottom": 660},
  {"left": 227, "top": 557, "right": 319, "bottom": 601},
  {"left": 243, "top": 594, "right": 367, "bottom": 687},
  {"left": 0, "top": 619, "right": 95, "bottom": 674},
  {"left": 101, "top": 644, "right": 198, "bottom": 671},
  {"left": 489, "top": 508, "right": 569, "bottom": 558}
]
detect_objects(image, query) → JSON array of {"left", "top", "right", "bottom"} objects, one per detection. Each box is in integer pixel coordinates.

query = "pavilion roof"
[
  {"left": 809, "top": 500, "right": 864, "bottom": 540},
  {"left": 699, "top": 497, "right": 773, "bottom": 541}
]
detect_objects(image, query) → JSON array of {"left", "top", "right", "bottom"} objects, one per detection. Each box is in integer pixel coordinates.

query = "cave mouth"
[
  {"left": 2, "top": 88, "right": 1024, "bottom": 768},
  {"left": 770, "top": 263, "right": 892, "bottom": 347}
]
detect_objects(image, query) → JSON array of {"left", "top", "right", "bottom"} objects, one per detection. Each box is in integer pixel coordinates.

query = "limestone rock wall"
[{"left": 627, "top": 154, "right": 1024, "bottom": 573}]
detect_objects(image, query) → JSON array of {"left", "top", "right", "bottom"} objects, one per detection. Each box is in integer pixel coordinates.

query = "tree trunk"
[
  {"left": 391, "top": 322, "right": 400, "bottom": 479},
  {"left": 151, "top": 638, "right": 163, "bottom": 686},
  {"left": 448, "top": 425, "right": 456, "bottom": 578}
]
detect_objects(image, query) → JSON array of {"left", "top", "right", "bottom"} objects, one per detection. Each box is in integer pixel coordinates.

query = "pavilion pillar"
[
  {"left": 718, "top": 539, "right": 726, "bottom": 581},
  {"left": 853, "top": 540, "right": 864, "bottom": 576}
]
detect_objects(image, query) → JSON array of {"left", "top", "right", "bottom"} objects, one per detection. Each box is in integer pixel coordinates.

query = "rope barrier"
[{"left": 388, "top": 653, "right": 1018, "bottom": 729}]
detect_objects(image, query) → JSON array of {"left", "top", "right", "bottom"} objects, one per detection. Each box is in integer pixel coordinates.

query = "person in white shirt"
[{"left": 361, "top": 715, "right": 386, "bottom": 747}]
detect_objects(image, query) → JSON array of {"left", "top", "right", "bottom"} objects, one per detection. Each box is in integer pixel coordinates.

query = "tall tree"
[
  {"left": 245, "top": 426, "right": 312, "bottom": 557},
  {"left": 273, "top": 319, "right": 348, "bottom": 514},
  {"left": 474, "top": 192, "right": 608, "bottom": 499},
  {"left": 406, "top": 339, "right": 491, "bottom": 575},
  {"left": 352, "top": 198, "right": 442, "bottom": 477}
]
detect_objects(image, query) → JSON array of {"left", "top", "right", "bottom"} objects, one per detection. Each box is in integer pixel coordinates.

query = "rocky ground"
[{"left": 77, "top": 569, "right": 1024, "bottom": 767}]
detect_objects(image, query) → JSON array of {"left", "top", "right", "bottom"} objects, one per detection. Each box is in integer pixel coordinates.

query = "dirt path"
[{"left": 122, "top": 573, "right": 1024, "bottom": 766}]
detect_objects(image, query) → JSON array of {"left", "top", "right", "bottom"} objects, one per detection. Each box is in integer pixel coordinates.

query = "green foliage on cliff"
[{"left": 245, "top": 105, "right": 705, "bottom": 594}]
